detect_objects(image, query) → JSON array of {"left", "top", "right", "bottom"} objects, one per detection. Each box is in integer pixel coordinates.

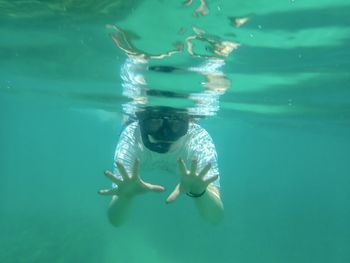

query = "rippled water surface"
[{"left": 1, "top": 0, "right": 350, "bottom": 262}]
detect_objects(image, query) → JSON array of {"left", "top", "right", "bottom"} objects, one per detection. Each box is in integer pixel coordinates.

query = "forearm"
[
  {"left": 107, "top": 195, "right": 133, "bottom": 227},
  {"left": 193, "top": 185, "right": 224, "bottom": 224}
]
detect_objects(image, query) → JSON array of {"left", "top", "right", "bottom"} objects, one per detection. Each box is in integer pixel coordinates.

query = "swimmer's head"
[{"left": 136, "top": 106, "right": 189, "bottom": 153}]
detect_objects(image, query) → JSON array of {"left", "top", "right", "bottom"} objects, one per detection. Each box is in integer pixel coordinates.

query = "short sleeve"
[
  {"left": 112, "top": 122, "right": 141, "bottom": 187},
  {"left": 184, "top": 123, "right": 220, "bottom": 188}
]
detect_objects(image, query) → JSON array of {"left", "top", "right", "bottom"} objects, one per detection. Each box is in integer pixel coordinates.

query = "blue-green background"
[{"left": 1, "top": 0, "right": 350, "bottom": 262}]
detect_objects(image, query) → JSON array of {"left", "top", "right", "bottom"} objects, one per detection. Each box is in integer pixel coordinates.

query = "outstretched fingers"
[
  {"left": 131, "top": 159, "right": 140, "bottom": 180},
  {"left": 178, "top": 158, "right": 188, "bottom": 176},
  {"left": 115, "top": 160, "right": 129, "bottom": 180},
  {"left": 204, "top": 174, "right": 219, "bottom": 185},
  {"left": 104, "top": 170, "right": 123, "bottom": 185},
  {"left": 142, "top": 181, "right": 165, "bottom": 192},
  {"left": 198, "top": 163, "right": 211, "bottom": 178},
  {"left": 98, "top": 188, "right": 118, "bottom": 196},
  {"left": 166, "top": 184, "right": 181, "bottom": 204},
  {"left": 190, "top": 159, "right": 198, "bottom": 175}
]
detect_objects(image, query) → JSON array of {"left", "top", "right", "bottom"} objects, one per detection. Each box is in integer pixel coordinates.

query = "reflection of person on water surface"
[{"left": 98, "top": 23, "right": 237, "bottom": 226}]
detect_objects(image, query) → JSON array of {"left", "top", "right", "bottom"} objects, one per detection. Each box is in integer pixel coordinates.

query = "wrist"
[
  {"left": 117, "top": 191, "right": 138, "bottom": 201},
  {"left": 116, "top": 194, "right": 134, "bottom": 202},
  {"left": 186, "top": 189, "right": 206, "bottom": 198}
]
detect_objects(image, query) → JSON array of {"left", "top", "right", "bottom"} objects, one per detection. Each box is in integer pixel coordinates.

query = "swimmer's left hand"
[{"left": 166, "top": 158, "right": 218, "bottom": 203}]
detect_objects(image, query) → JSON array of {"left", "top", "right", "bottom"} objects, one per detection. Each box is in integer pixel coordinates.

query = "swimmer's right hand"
[{"left": 98, "top": 159, "right": 165, "bottom": 199}]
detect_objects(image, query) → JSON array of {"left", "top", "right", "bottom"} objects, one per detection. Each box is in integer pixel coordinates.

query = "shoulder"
[
  {"left": 181, "top": 122, "right": 216, "bottom": 156},
  {"left": 186, "top": 122, "right": 213, "bottom": 142},
  {"left": 123, "top": 121, "right": 139, "bottom": 132},
  {"left": 116, "top": 121, "right": 142, "bottom": 149},
  {"left": 119, "top": 121, "right": 139, "bottom": 139},
  {"left": 114, "top": 121, "right": 143, "bottom": 167}
]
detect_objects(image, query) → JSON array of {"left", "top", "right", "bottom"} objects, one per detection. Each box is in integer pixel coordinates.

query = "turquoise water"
[{"left": 1, "top": 0, "right": 350, "bottom": 262}]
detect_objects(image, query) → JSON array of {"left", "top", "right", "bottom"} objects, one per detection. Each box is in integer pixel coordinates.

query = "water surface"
[{"left": 1, "top": 0, "right": 350, "bottom": 262}]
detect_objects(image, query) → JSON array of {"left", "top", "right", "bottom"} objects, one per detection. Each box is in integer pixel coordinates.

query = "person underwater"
[{"left": 99, "top": 106, "right": 224, "bottom": 226}]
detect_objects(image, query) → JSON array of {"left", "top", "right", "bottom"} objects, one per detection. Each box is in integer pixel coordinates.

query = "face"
[{"left": 137, "top": 107, "right": 189, "bottom": 153}]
